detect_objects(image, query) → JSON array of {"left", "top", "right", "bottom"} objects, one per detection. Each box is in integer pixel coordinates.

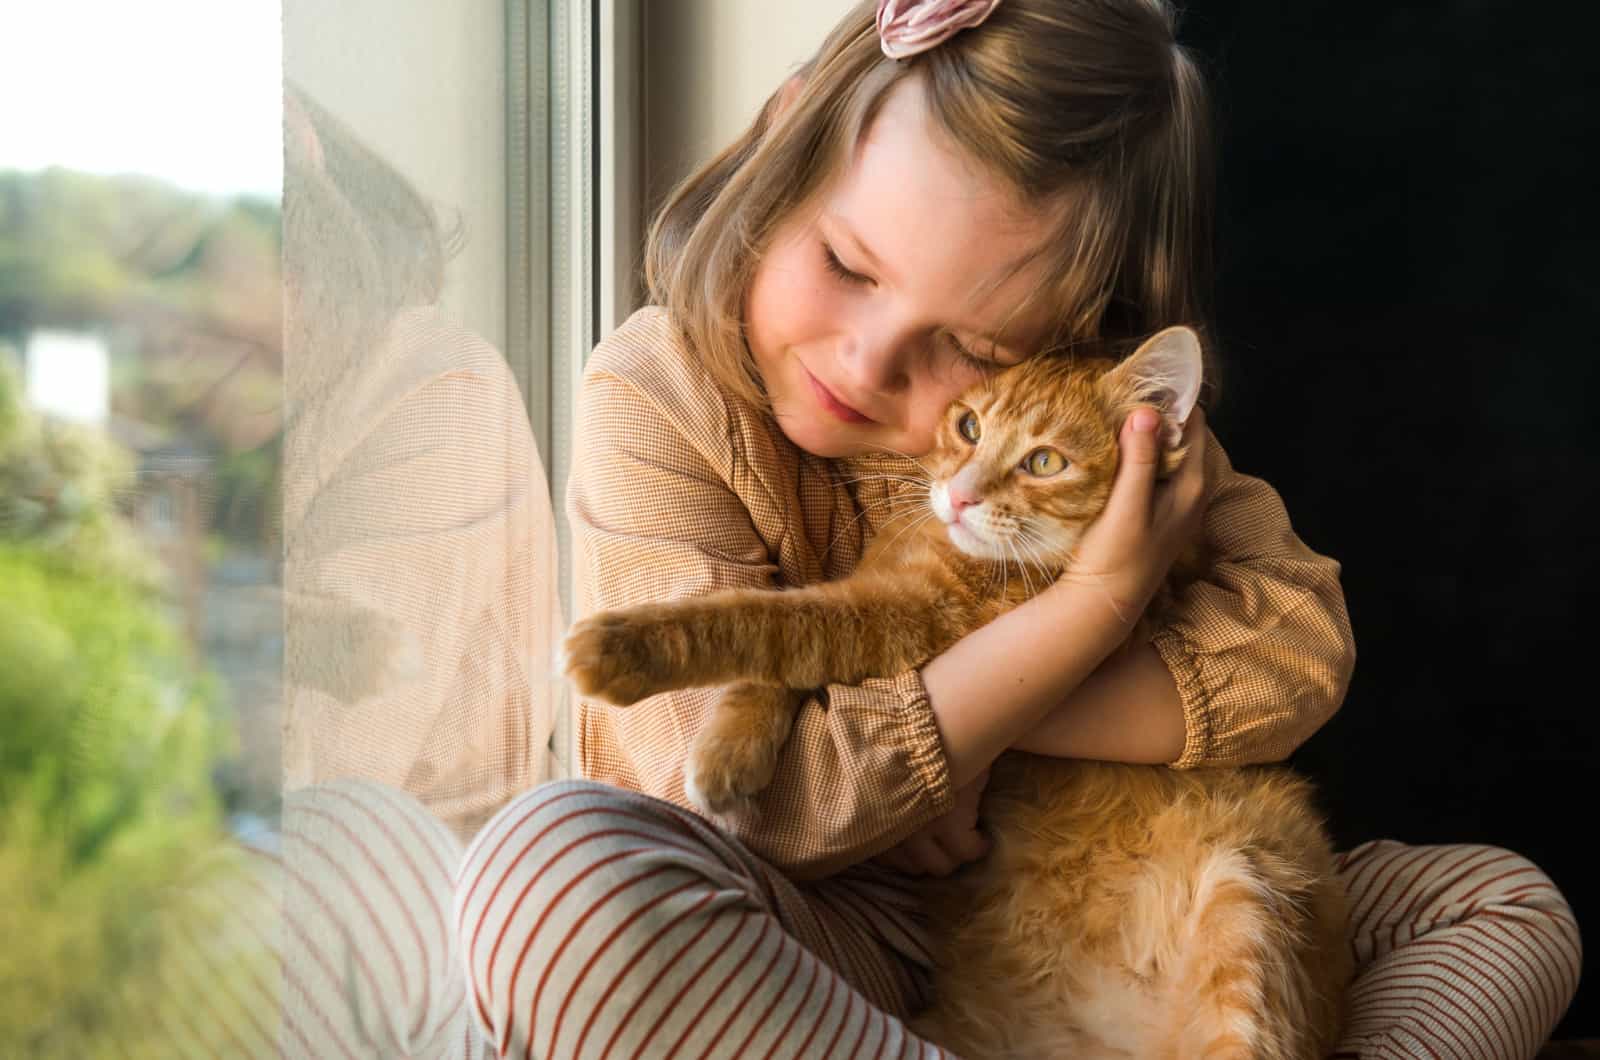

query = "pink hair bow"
[{"left": 876, "top": 0, "right": 1002, "bottom": 60}]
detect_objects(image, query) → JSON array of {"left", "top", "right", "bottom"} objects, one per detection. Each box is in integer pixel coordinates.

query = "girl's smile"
[{"left": 801, "top": 362, "right": 877, "bottom": 424}]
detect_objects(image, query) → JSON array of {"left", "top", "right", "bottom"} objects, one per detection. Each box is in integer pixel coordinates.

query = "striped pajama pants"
[
  {"left": 165, "top": 777, "right": 1581, "bottom": 1058},
  {"left": 457, "top": 779, "right": 1583, "bottom": 1060}
]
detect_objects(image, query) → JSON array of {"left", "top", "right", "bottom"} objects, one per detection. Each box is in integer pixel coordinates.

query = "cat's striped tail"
[{"left": 1161, "top": 847, "right": 1344, "bottom": 1060}]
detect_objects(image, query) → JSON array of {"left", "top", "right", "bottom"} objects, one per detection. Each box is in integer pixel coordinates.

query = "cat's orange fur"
[{"left": 564, "top": 327, "right": 1350, "bottom": 1058}]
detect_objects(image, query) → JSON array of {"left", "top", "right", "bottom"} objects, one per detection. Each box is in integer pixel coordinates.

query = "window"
[{"left": 1, "top": 1, "right": 607, "bottom": 1047}]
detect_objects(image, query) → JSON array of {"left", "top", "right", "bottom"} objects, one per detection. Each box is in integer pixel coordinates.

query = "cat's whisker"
[
  {"left": 1012, "top": 526, "right": 1061, "bottom": 590},
  {"left": 859, "top": 442, "right": 935, "bottom": 477},
  {"left": 1005, "top": 538, "right": 1023, "bottom": 597},
  {"left": 1009, "top": 533, "right": 1044, "bottom": 595},
  {"left": 1009, "top": 536, "right": 1037, "bottom": 600},
  {"left": 982, "top": 549, "right": 1005, "bottom": 602},
  {"left": 877, "top": 509, "right": 940, "bottom": 556},
  {"left": 820, "top": 494, "right": 930, "bottom": 562},
  {"left": 833, "top": 471, "right": 932, "bottom": 489}
]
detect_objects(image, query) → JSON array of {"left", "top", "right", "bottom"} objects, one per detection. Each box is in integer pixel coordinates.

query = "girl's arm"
[
  {"left": 1004, "top": 640, "right": 1187, "bottom": 763},
  {"left": 1010, "top": 426, "right": 1357, "bottom": 768}
]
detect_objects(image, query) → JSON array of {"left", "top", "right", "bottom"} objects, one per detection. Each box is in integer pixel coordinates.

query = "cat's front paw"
[
  {"left": 561, "top": 609, "right": 682, "bottom": 706},
  {"left": 683, "top": 712, "right": 782, "bottom": 821}
]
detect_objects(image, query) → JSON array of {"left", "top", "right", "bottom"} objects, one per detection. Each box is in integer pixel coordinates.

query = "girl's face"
[{"left": 744, "top": 76, "right": 1057, "bottom": 460}]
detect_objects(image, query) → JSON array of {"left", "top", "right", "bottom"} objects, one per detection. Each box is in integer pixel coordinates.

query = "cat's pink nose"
[{"left": 948, "top": 488, "right": 979, "bottom": 514}]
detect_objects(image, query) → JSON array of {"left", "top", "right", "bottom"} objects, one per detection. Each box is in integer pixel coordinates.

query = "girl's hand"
[
  {"left": 870, "top": 766, "right": 992, "bottom": 877},
  {"left": 1060, "top": 405, "right": 1208, "bottom": 621}
]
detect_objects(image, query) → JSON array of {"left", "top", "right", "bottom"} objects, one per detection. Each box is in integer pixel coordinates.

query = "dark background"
[{"left": 1183, "top": 1, "right": 1597, "bottom": 1040}]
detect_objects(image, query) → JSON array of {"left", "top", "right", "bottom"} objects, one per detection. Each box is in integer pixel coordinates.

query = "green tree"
[{"left": 0, "top": 357, "right": 247, "bottom": 1056}]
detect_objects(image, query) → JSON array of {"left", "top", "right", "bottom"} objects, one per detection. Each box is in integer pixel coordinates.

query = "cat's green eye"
[
  {"left": 957, "top": 411, "right": 981, "bottom": 443},
  {"left": 1023, "top": 448, "right": 1067, "bottom": 476}
]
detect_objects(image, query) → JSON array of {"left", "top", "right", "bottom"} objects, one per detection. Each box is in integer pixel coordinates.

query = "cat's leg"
[
  {"left": 563, "top": 579, "right": 968, "bottom": 706},
  {"left": 683, "top": 681, "right": 807, "bottom": 821}
]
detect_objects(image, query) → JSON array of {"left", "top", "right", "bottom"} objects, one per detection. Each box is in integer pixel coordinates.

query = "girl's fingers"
[
  {"left": 1159, "top": 408, "right": 1208, "bottom": 538},
  {"left": 1100, "top": 406, "right": 1163, "bottom": 532},
  {"left": 934, "top": 824, "right": 991, "bottom": 869},
  {"left": 1149, "top": 408, "right": 1208, "bottom": 530},
  {"left": 1176, "top": 408, "right": 1208, "bottom": 517}
]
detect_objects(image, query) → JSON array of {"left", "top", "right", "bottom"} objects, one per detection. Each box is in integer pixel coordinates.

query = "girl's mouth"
[{"left": 803, "top": 365, "right": 875, "bottom": 424}]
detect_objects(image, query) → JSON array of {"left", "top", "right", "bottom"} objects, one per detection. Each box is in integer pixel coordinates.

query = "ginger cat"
[{"left": 563, "top": 327, "right": 1350, "bottom": 1059}]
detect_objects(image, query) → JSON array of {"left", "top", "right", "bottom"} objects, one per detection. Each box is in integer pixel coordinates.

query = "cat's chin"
[{"left": 944, "top": 522, "right": 997, "bottom": 560}]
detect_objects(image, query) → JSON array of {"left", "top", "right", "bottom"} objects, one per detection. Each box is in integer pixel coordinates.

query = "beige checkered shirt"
[{"left": 569, "top": 307, "right": 1355, "bottom": 879}]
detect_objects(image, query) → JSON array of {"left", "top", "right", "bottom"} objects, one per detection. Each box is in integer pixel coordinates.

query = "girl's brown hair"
[{"left": 646, "top": 0, "right": 1217, "bottom": 409}]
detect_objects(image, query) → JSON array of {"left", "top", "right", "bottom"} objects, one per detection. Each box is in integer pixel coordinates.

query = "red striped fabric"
[
  {"left": 458, "top": 785, "right": 1580, "bottom": 1060},
  {"left": 455, "top": 779, "right": 946, "bottom": 1059},
  {"left": 152, "top": 780, "right": 1578, "bottom": 1059},
  {"left": 1332, "top": 839, "right": 1582, "bottom": 1059}
]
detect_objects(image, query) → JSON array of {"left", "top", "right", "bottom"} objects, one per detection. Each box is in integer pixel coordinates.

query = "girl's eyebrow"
[{"left": 825, "top": 211, "right": 1030, "bottom": 361}]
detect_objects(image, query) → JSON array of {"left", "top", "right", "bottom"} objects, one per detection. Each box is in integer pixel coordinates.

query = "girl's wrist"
[
  {"left": 1037, "top": 573, "right": 1143, "bottom": 656},
  {"left": 923, "top": 575, "right": 1137, "bottom": 789}
]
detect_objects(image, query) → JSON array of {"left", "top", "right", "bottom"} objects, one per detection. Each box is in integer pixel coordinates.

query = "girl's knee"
[
  {"left": 452, "top": 780, "right": 744, "bottom": 1053},
  {"left": 454, "top": 779, "right": 721, "bottom": 968},
  {"left": 1453, "top": 846, "right": 1578, "bottom": 926},
  {"left": 459, "top": 779, "right": 677, "bottom": 878},
  {"left": 1464, "top": 847, "right": 1583, "bottom": 987}
]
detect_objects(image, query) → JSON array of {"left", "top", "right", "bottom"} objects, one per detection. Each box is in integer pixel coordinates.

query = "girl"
[{"left": 456, "top": 2, "right": 1581, "bottom": 1057}]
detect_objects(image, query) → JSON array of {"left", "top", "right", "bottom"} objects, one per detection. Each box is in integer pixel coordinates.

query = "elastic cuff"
[
  {"left": 1150, "top": 627, "right": 1212, "bottom": 770},
  {"left": 890, "top": 668, "right": 955, "bottom": 817}
]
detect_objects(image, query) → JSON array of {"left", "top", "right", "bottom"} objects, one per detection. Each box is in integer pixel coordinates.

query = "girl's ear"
[{"left": 1102, "top": 326, "right": 1204, "bottom": 451}]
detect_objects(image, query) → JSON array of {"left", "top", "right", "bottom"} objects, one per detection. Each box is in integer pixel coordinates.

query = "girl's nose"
[{"left": 844, "top": 323, "right": 913, "bottom": 394}]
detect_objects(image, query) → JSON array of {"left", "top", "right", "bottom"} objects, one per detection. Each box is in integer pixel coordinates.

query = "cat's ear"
[{"left": 1102, "top": 326, "right": 1204, "bottom": 451}]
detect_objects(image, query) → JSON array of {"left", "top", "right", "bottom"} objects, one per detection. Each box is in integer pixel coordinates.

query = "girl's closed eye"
[
  {"left": 945, "top": 333, "right": 998, "bottom": 374},
  {"left": 821, "top": 240, "right": 873, "bottom": 286},
  {"left": 821, "top": 239, "right": 998, "bottom": 374}
]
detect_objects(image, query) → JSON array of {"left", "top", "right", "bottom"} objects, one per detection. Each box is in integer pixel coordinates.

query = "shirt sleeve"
[
  {"left": 568, "top": 366, "right": 955, "bottom": 881},
  {"left": 1150, "top": 427, "right": 1357, "bottom": 769}
]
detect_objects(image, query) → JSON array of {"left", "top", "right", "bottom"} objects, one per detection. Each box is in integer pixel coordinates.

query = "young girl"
[{"left": 456, "top": 2, "right": 1581, "bottom": 1057}]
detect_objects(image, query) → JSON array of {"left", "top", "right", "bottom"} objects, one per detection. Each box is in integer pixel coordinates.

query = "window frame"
[{"left": 508, "top": 0, "right": 639, "bottom": 775}]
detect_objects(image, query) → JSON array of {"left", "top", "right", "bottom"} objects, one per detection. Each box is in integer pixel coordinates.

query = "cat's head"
[{"left": 925, "top": 326, "right": 1203, "bottom": 564}]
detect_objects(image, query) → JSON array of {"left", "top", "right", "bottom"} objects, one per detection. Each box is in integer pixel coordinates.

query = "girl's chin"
[
  {"left": 783, "top": 425, "right": 863, "bottom": 460},
  {"left": 770, "top": 401, "right": 867, "bottom": 458}
]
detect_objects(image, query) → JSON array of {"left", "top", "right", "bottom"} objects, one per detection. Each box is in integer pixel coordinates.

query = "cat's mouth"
[
  {"left": 939, "top": 507, "right": 999, "bottom": 558},
  {"left": 944, "top": 519, "right": 987, "bottom": 553}
]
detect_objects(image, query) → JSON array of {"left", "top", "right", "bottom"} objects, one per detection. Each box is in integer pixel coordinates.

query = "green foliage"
[
  {"left": 0, "top": 263, "right": 255, "bottom": 1053},
  {"left": 0, "top": 166, "right": 283, "bottom": 1054},
  {"left": 0, "top": 543, "right": 237, "bottom": 1056},
  {"left": 0, "top": 169, "right": 280, "bottom": 338},
  {"left": 0, "top": 168, "right": 284, "bottom": 524}
]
